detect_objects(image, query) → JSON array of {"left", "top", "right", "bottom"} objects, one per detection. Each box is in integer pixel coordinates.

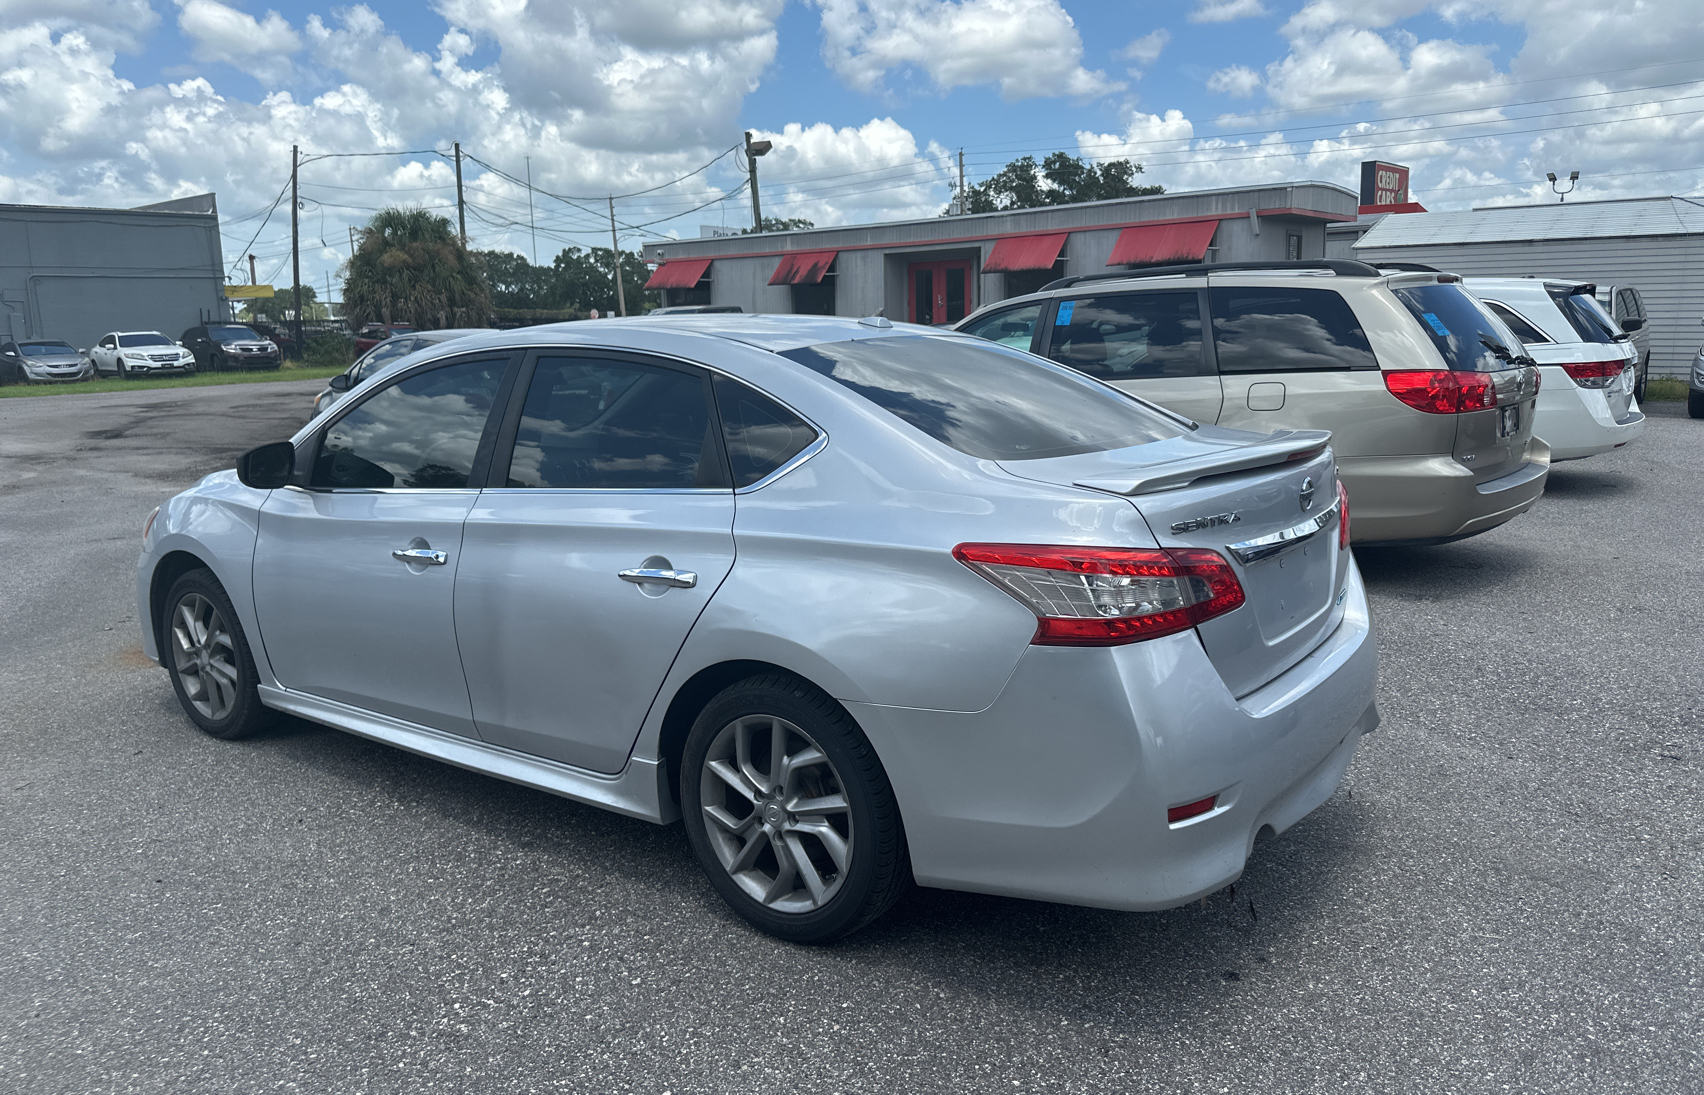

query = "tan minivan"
[{"left": 955, "top": 260, "right": 1549, "bottom": 545}]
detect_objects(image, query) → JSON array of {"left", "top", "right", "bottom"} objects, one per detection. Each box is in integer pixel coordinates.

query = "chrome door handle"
[
  {"left": 392, "top": 548, "right": 448, "bottom": 565},
  {"left": 619, "top": 567, "right": 697, "bottom": 589}
]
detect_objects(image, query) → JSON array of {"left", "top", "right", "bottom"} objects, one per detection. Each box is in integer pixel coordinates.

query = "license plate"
[{"left": 1498, "top": 403, "right": 1521, "bottom": 438}]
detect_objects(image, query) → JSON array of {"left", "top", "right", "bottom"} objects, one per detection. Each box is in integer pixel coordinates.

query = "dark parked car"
[
  {"left": 354, "top": 323, "right": 417, "bottom": 354},
  {"left": 181, "top": 325, "right": 282, "bottom": 371}
]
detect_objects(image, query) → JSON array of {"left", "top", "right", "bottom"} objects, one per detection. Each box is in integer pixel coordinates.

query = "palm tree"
[{"left": 343, "top": 208, "right": 491, "bottom": 329}]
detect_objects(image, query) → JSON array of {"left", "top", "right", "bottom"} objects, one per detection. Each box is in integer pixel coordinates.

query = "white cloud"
[
  {"left": 175, "top": 0, "right": 301, "bottom": 84},
  {"left": 1189, "top": 0, "right": 1268, "bottom": 24},
  {"left": 814, "top": 0, "right": 1121, "bottom": 101},
  {"left": 1119, "top": 29, "right": 1169, "bottom": 67},
  {"left": 0, "top": 0, "right": 159, "bottom": 50},
  {"left": 1207, "top": 64, "right": 1261, "bottom": 97},
  {"left": 741, "top": 118, "right": 952, "bottom": 225},
  {"left": 1261, "top": 26, "right": 1497, "bottom": 112}
]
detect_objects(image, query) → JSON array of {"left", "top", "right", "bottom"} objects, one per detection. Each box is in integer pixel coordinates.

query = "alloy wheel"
[
  {"left": 170, "top": 592, "right": 240, "bottom": 721},
  {"left": 698, "top": 714, "right": 854, "bottom": 913}
]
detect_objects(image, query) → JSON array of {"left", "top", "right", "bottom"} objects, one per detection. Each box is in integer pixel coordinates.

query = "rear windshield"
[
  {"left": 117, "top": 333, "right": 173, "bottom": 348},
  {"left": 1548, "top": 287, "right": 1620, "bottom": 345},
  {"left": 780, "top": 335, "right": 1187, "bottom": 460},
  {"left": 1391, "top": 283, "right": 1525, "bottom": 372}
]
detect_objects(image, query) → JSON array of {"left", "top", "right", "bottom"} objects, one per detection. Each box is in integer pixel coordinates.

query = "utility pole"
[
  {"left": 248, "top": 254, "right": 258, "bottom": 285},
  {"left": 958, "top": 148, "right": 966, "bottom": 213},
  {"left": 608, "top": 197, "right": 627, "bottom": 317},
  {"left": 290, "top": 144, "right": 303, "bottom": 359},
  {"left": 348, "top": 225, "right": 356, "bottom": 257},
  {"left": 454, "top": 141, "right": 467, "bottom": 244},
  {"left": 525, "top": 155, "right": 537, "bottom": 263},
  {"left": 744, "top": 130, "right": 772, "bottom": 231}
]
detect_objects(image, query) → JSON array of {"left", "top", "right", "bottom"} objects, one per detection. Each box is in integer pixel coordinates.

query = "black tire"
[
  {"left": 117, "top": 360, "right": 129, "bottom": 380},
  {"left": 681, "top": 673, "right": 910, "bottom": 943},
  {"left": 1689, "top": 389, "right": 1704, "bottom": 420},
  {"left": 1634, "top": 353, "right": 1648, "bottom": 402},
  {"left": 160, "top": 568, "right": 275, "bottom": 740}
]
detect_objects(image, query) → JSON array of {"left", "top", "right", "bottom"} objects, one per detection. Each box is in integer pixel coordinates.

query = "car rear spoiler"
[{"left": 1072, "top": 429, "right": 1333, "bottom": 497}]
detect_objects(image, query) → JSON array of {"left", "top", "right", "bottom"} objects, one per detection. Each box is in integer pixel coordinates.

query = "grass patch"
[
  {"left": 1643, "top": 376, "right": 1688, "bottom": 402},
  {"left": 0, "top": 360, "right": 344, "bottom": 399}
]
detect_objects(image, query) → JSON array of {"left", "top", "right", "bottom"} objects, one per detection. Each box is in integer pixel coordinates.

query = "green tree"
[
  {"left": 476, "top": 250, "right": 557, "bottom": 310},
  {"left": 958, "top": 153, "right": 1163, "bottom": 214},
  {"left": 343, "top": 208, "right": 491, "bottom": 329},
  {"left": 742, "top": 217, "right": 815, "bottom": 234},
  {"left": 547, "top": 247, "right": 657, "bottom": 316}
]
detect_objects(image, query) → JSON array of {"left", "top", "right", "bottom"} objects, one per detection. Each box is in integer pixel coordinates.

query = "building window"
[
  {"left": 668, "top": 276, "right": 713, "bottom": 308},
  {"left": 791, "top": 260, "right": 836, "bottom": 315},
  {"left": 1286, "top": 233, "right": 1303, "bottom": 261},
  {"left": 1003, "top": 258, "right": 1067, "bottom": 299}
]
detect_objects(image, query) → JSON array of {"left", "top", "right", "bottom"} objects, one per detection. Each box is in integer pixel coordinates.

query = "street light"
[
  {"left": 1547, "top": 170, "right": 1579, "bottom": 202},
  {"left": 745, "top": 130, "right": 773, "bottom": 231}
]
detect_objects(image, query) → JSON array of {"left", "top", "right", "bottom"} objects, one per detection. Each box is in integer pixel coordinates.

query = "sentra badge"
[{"left": 1171, "top": 513, "right": 1241, "bottom": 533}]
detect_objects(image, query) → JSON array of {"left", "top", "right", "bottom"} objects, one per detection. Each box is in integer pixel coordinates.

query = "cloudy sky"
[{"left": 4, "top": 0, "right": 1702, "bottom": 294}]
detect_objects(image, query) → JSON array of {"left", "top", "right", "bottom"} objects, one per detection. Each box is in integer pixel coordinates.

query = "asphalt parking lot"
[{"left": 1, "top": 380, "right": 1698, "bottom": 1094}]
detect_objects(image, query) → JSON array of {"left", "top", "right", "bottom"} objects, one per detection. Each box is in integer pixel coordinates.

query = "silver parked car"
[
  {"left": 137, "top": 316, "right": 1380, "bottom": 942},
  {"left": 0, "top": 339, "right": 92, "bottom": 383}
]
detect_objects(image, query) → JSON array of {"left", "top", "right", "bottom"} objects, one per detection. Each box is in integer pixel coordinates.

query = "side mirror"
[
  {"left": 328, "top": 373, "right": 352, "bottom": 392},
  {"left": 1620, "top": 317, "right": 1644, "bottom": 332},
  {"left": 236, "top": 441, "right": 296, "bottom": 489}
]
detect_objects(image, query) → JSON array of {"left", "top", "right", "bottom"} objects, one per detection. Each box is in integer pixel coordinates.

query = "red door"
[{"left": 908, "top": 260, "right": 975, "bottom": 326}]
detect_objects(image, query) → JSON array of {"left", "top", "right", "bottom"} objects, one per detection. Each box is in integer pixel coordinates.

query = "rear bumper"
[
  {"left": 1534, "top": 380, "right": 1645, "bottom": 461},
  {"left": 846, "top": 562, "right": 1380, "bottom": 912},
  {"left": 1339, "top": 442, "right": 1549, "bottom": 545}
]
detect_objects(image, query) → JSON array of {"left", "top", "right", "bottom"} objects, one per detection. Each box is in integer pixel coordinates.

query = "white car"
[
  {"left": 89, "top": 331, "right": 196, "bottom": 378},
  {"left": 1463, "top": 279, "right": 1644, "bottom": 461}
]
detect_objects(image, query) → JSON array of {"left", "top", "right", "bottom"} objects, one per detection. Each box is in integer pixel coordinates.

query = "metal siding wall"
[
  {"left": 0, "top": 205, "right": 224, "bottom": 348},
  {"left": 833, "top": 249, "right": 883, "bottom": 317},
  {"left": 709, "top": 255, "right": 791, "bottom": 313},
  {"left": 1357, "top": 238, "right": 1704, "bottom": 376}
]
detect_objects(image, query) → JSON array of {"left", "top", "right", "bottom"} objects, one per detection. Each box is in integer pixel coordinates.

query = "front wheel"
[
  {"left": 1689, "top": 389, "right": 1704, "bottom": 420},
  {"left": 161, "top": 568, "right": 275, "bottom": 740},
  {"left": 681, "top": 674, "right": 910, "bottom": 943},
  {"left": 117, "top": 360, "right": 129, "bottom": 380}
]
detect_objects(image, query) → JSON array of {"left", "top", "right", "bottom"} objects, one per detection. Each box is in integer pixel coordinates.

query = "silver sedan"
[{"left": 136, "top": 316, "right": 1379, "bottom": 942}]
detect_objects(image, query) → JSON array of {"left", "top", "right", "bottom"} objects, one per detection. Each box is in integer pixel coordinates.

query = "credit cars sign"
[{"left": 1360, "top": 161, "right": 1411, "bottom": 207}]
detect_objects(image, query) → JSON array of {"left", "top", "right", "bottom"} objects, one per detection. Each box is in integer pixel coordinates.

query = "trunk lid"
[
  {"left": 1452, "top": 364, "right": 1541, "bottom": 483},
  {"left": 1001, "top": 426, "right": 1349, "bottom": 697}
]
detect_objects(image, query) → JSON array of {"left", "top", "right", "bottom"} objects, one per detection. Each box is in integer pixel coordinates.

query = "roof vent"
[{"left": 858, "top": 315, "right": 892, "bottom": 329}]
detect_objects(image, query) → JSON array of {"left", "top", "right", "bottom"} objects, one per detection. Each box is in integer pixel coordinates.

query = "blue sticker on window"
[
  {"left": 1421, "top": 312, "right": 1451, "bottom": 337},
  {"left": 1055, "top": 300, "right": 1076, "bottom": 325}
]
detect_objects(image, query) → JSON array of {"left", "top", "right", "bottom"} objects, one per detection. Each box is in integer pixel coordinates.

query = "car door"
[
  {"left": 1037, "top": 288, "right": 1224, "bottom": 424},
  {"left": 251, "top": 351, "right": 517, "bottom": 736},
  {"left": 454, "top": 350, "right": 737, "bottom": 773}
]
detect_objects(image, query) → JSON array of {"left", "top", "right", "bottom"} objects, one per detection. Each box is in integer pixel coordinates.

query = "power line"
[{"left": 223, "top": 177, "right": 291, "bottom": 283}]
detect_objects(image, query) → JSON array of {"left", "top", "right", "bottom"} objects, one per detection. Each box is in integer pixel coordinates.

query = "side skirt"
[{"left": 257, "top": 685, "right": 677, "bottom": 824}]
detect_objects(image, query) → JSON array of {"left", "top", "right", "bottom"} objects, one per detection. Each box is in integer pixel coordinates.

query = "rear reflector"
[
  {"left": 953, "top": 544, "right": 1246, "bottom": 646},
  {"left": 1560, "top": 359, "right": 1628, "bottom": 389},
  {"left": 1167, "top": 795, "right": 1218, "bottom": 824},
  {"left": 1383, "top": 370, "right": 1499, "bottom": 414}
]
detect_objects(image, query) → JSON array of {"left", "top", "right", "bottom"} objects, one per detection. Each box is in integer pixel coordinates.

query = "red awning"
[
  {"left": 1106, "top": 220, "right": 1219, "bottom": 266},
  {"left": 644, "top": 258, "right": 713, "bottom": 290},
  {"left": 982, "top": 233, "right": 1068, "bottom": 273},
  {"left": 768, "top": 250, "right": 838, "bottom": 285}
]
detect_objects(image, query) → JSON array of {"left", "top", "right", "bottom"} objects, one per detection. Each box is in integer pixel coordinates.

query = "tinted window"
[
  {"left": 1483, "top": 301, "right": 1551, "bottom": 344},
  {"left": 1391, "top": 284, "right": 1525, "bottom": 372},
  {"left": 713, "top": 376, "right": 818, "bottom": 487},
  {"left": 208, "top": 326, "right": 259, "bottom": 342},
  {"left": 505, "top": 357, "right": 720, "bottom": 490},
  {"left": 117, "top": 333, "right": 173, "bottom": 348},
  {"left": 313, "top": 357, "right": 506, "bottom": 489},
  {"left": 780, "top": 335, "right": 1186, "bottom": 461},
  {"left": 1548, "top": 288, "right": 1619, "bottom": 344},
  {"left": 1048, "top": 292, "right": 1205, "bottom": 380},
  {"left": 1210, "top": 287, "right": 1377, "bottom": 373},
  {"left": 21, "top": 342, "right": 77, "bottom": 356},
  {"left": 959, "top": 304, "right": 1042, "bottom": 351}
]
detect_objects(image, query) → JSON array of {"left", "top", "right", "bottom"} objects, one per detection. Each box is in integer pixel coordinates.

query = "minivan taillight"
[
  {"left": 1383, "top": 370, "right": 1498, "bottom": 414},
  {"left": 1560, "top": 359, "right": 1627, "bottom": 389},
  {"left": 953, "top": 544, "right": 1246, "bottom": 645},
  {"left": 1337, "top": 480, "right": 1351, "bottom": 549}
]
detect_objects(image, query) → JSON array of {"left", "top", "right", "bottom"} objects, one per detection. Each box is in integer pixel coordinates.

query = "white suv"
[
  {"left": 956, "top": 260, "right": 1548, "bottom": 546},
  {"left": 1463, "top": 278, "right": 1644, "bottom": 461}
]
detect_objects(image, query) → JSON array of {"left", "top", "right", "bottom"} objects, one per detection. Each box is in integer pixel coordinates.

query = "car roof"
[{"left": 391, "top": 315, "right": 928, "bottom": 356}]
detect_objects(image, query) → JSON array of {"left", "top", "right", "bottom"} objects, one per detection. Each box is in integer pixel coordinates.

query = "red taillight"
[
  {"left": 952, "top": 544, "right": 1247, "bottom": 646},
  {"left": 1167, "top": 795, "right": 1218, "bottom": 824},
  {"left": 1560, "top": 359, "right": 1627, "bottom": 389},
  {"left": 1383, "top": 370, "right": 1500, "bottom": 414},
  {"left": 1337, "top": 480, "right": 1350, "bottom": 549}
]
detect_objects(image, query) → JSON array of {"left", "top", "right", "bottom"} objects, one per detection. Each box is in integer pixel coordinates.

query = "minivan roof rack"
[{"left": 1040, "top": 259, "right": 1384, "bottom": 292}]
